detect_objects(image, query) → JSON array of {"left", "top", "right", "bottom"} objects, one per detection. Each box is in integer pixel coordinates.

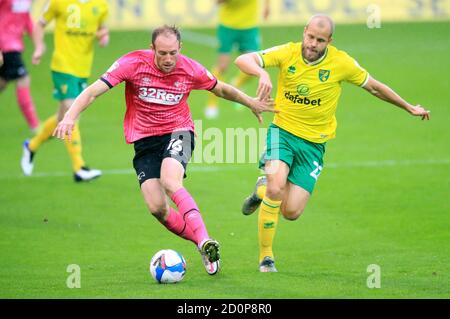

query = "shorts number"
[
  {"left": 309, "top": 161, "right": 323, "bottom": 180},
  {"left": 167, "top": 139, "right": 183, "bottom": 153}
]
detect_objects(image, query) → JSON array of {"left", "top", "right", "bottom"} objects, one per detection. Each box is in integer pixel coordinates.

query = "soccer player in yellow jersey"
[
  {"left": 20, "top": 0, "right": 109, "bottom": 182},
  {"left": 235, "top": 15, "right": 430, "bottom": 272},
  {"left": 204, "top": 0, "right": 270, "bottom": 119}
]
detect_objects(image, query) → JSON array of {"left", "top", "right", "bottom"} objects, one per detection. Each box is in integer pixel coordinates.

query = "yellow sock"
[
  {"left": 29, "top": 114, "right": 58, "bottom": 152},
  {"left": 64, "top": 123, "right": 85, "bottom": 172},
  {"left": 258, "top": 196, "right": 281, "bottom": 262},
  {"left": 206, "top": 67, "right": 223, "bottom": 108},
  {"left": 231, "top": 71, "right": 252, "bottom": 88},
  {"left": 256, "top": 184, "right": 266, "bottom": 199}
]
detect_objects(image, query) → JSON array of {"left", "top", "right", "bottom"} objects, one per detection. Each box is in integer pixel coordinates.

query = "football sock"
[
  {"left": 171, "top": 187, "right": 209, "bottom": 249},
  {"left": 258, "top": 196, "right": 281, "bottom": 262},
  {"left": 163, "top": 207, "right": 196, "bottom": 244},
  {"left": 29, "top": 114, "right": 57, "bottom": 152},
  {"left": 256, "top": 183, "right": 267, "bottom": 200},
  {"left": 231, "top": 71, "right": 252, "bottom": 89},
  {"left": 63, "top": 123, "right": 85, "bottom": 172},
  {"left": 206, "top": 67, "right": 223, "bottom": 109},
  {"left": 16, "top": 86, "right": 39, "bottom": 130}
]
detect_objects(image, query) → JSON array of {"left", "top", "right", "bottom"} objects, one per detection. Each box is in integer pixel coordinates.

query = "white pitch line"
[
  {"left": 324, "top": 159, "right": 450, "bottom": 168},
  {"left": 181, "top": 30, "right": 218, "bottom": 48},
  {"left": 1, "top": 159, "right": 449, "bottom": 180}
]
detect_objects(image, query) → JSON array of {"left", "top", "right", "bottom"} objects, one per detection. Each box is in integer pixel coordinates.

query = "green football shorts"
[
  {"left": 51, "top": 71, "right": 88, "bottom": 100},
  {"left": 259, "top": 123, "right": 326, "bottom": 194},
  {"left": 217, "top": 24, "right": 261, "bottom": 53}
]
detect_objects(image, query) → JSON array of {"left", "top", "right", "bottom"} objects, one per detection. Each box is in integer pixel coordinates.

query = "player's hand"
[
  {"left": 0, "top": 52, "right": 3, "bottom": 67},
  {"left": 250, "top": 97, "right": 278, "bottom": 124},
  {"left": 96, "top": 29, "right": 109, "bottom": 47},
  {"left": 257, "top": 71, "right": 272, "bottom": 101},
  {"left": 409, "top": 104, "right": 430, "bottom": 121},
  {"left": 53, "top": 117, "right": 76, "bottom": 142},
  {"left": 32, "top": 45, "right": 45, "bottom": 65}
]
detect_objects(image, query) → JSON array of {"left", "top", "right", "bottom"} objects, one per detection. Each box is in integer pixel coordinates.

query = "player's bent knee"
[
  {"left": 283, "top": 213, "right": 301, "bottom": 221},
  {"left": 148, "top": 207, "right": 168, "bottom": 222},
  {"left": 265, "top": 184, "right": 285, "bottom": 199},
  {"left": 159, "top": 177, "right": 182, "bottom": 196},
  {"left": 281, "top": 208, "right": 304, "bottom": 221},
  {"left": 16, "top": 75, "right": 30, "bottom": 87},
  {"left": 144, "top": 200, "right": 168, "bottom": 219}
]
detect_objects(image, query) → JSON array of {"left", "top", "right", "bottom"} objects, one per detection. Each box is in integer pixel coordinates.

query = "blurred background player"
[
  {"left": 0, "top": 0, "right": 40, "bottom": 132},
  {"left": 236, "top": 14, "right": 430, "bottom": 272},
  {"left": 20, "top": 0, "right": 109, "bottom": 182},
  {"left": 204, "top": 0, "right": 271, "bottom": 119},
  {"left": 52, "top": 25, "right": 276, "bottom": 275}
]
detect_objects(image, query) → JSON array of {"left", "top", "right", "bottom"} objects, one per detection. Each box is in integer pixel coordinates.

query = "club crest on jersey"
[
  {"left": 287, "top": 65, "right": 296, "bottom": 74},
  {"left": 319, "top": 69, "right": 330, "bottom": 82},
  {"left": 174, "top": 81, "right": 187, "bottom": 90},
  {"left": 139, "top": 87, "right": 183, "bottom": 105},
  {"left": 142, "top": 77, "right": 152, "bottom": 85}
]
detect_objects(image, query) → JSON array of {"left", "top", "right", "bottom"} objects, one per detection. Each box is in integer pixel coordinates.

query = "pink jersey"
[
  {"left": 0, "top": 0, "right": 34, "bottom": 52},
  {"left": 101, "top": 50, "right": 217, "bottom": 144}
]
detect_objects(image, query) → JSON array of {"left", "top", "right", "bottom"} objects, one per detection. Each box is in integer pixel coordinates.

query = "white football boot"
[
  {"left": 21, "top": 139, "right": 34, "bottom": 176},
  {"left": 74, "top": 167, "right": 102, "bottom": 182}
]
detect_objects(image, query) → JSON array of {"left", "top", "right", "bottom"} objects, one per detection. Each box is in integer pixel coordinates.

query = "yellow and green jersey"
[
  {"left": 258, "top": 42, "right": 369, "bottom": 143},
  {"left": 41, "top": 0, "right": 109, "bottom": 78},
  {"left": 219, "top": 0, "right": 258, "bottom": 29}
]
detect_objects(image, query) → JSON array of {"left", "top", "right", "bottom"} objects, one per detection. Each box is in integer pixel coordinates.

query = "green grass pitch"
[{"left": 0, "top": 22, "right": 449, "bottom": 298}]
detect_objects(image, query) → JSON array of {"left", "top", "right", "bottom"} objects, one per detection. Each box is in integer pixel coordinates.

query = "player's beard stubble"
[{"left": 302, "top": 44, "right": 326, "bottom": 63}]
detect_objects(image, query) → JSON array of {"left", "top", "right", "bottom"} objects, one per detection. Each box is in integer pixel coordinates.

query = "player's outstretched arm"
[
  {"left": 96, "top": 24, "right": 110, "bottom": 47},
  {"left": 53, "top": 80, "right": 110, "bottom": 141},
  {"left": 363, "top": 76, "right": 430, "bottom": 120},
  {"left": 235, "top": 52, "right": 273, "bottom": 101},
  {"left": 31, "top": 21, "right": 46, "bottom": 65},
  {"left": 0, "top": 50, "right": 3, "bottom": 67},
  {"left": 211, "top": 80, "right": 277, "bottom": 123}
]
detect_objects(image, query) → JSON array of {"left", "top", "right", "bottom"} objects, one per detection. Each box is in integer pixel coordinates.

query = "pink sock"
[
  {"left": 163, "top": 207, "right": 196, "bottom": 244},
  {"left": 171, "top": 188, "right": 209, "bottom": 248},
  {"left": 16, "top": 86, "right": 39, "bottom": 130}
]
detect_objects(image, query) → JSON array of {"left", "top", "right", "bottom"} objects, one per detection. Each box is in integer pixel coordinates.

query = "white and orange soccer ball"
[{"left": 149, "top": 249, "right": 186, "bottom": 284}]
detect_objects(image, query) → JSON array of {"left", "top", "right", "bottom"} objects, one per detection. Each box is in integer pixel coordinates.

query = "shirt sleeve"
[
  {"left": 343, "top": 54, "right": 369, "bottom": 87},
  {"left": 257, "top": 43, "right": 292, "bottom": 68},
  {"left": 193, "top": 64, "right": 218, "bottom": 91},
  {"left": 41, "top": 0, "right": 56, "bottom": 24},
  {"left": 100, "top": 54, "right": 136, "bottom": 88},
  {"left": 99, "top": 2, "right": 109, "bottom": 26}
]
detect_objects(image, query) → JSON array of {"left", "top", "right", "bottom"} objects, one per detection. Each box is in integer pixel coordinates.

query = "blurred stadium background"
[{"left": 1, "top": 0, "right": 449, "bottom": 298}]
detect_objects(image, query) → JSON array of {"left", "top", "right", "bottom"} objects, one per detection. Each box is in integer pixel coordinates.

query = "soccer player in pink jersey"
[
  {"left": 53, "top": 25, "right": 276, "bottom": 275},
  {"left": 0, "top": 0, "right": 40, "bottom": 132}
]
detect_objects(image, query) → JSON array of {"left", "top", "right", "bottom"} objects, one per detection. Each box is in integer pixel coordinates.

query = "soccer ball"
[{"left": 149, "top": 249, "right": 186, "bottom": 284}]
